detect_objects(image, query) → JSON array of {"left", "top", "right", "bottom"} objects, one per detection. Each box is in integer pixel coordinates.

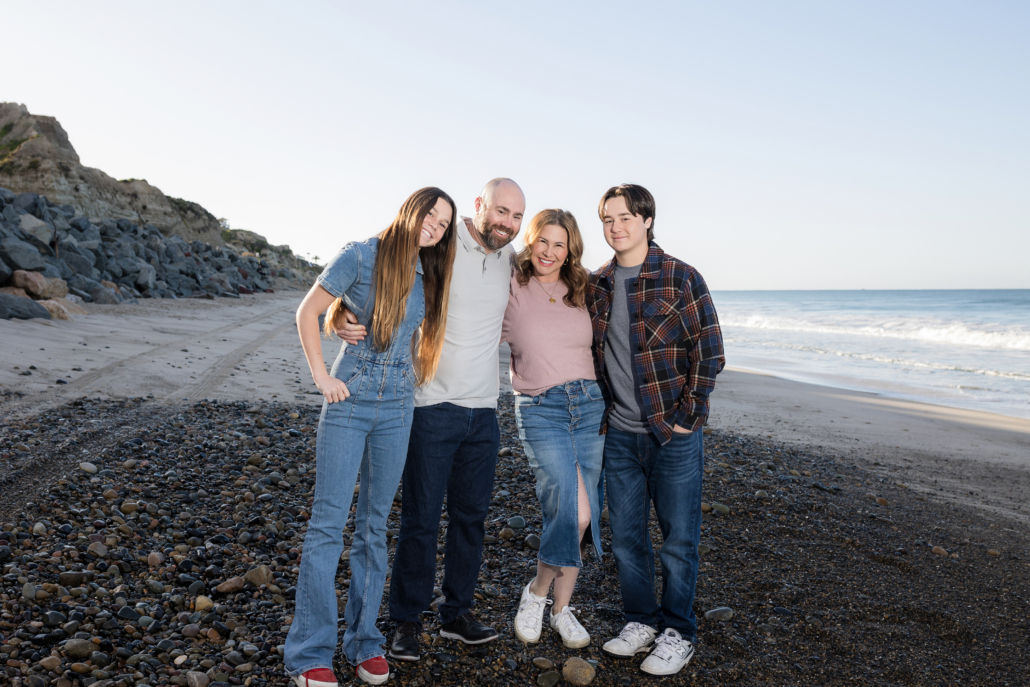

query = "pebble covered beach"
[{"left": 1, "top": 393, "right": 1029, "bottom": 687}]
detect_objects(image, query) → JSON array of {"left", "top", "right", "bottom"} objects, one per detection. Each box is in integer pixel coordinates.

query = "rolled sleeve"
[{"left": 316, "top": 242, "right": 362, "bottom": 299}]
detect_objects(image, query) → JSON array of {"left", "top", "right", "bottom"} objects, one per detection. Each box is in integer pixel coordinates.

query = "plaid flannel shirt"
[{"left": 587, "top": 242, "right": 725, "bottom": 444}]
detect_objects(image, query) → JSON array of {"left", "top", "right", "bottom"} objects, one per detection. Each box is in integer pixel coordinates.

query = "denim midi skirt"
[{"left": 514, "top": 379, "right": 606, "bottom": 568}]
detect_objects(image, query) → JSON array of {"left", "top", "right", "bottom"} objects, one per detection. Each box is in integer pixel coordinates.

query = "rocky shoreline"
[
  {"left": 1, "top": 394, "right": 1028, "bottom": 687},
  {"left": 1, "top": 186, "right": 316, "bottom": 321}
]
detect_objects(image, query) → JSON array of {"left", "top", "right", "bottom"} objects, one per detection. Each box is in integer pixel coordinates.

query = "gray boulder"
[
  {"left": 0, "top": 238, "right": 45, "bottom": 271},
  {"left": 0, "top": 187, "right": 15, "bottom": 204},
  {"left": 0, "top": 258, "right": 11, "bottom": 285},
  {"left": 60, "top": 250, "right": 95, "bottom": 276},
  {"left": 0, "top": 293, "right": 50, "bottom": 320},
  {"left": 12, "top": 193, "right": 40, "bottom": 214},
  {"left": 68, "top": 216, "right": 91, "bottom": 232},
  {"left": 43, "top": 255, "right": 74, "bottom": 279},
  {"left": 90, "top": 286, "right": 121, "bottom": 304},
  {"left": 67, "top": 273, "right": 101, "bottom": 294},
  {"left": 135, "top": 263, "right": 157, "bottom": 291},
  {"left": 116, "top": 256, "right": 141, "bottom": 275}
]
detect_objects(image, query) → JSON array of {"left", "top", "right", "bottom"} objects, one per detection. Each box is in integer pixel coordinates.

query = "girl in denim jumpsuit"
[{"left": 285, "top": 188, "right": 456, "bottom": 687}]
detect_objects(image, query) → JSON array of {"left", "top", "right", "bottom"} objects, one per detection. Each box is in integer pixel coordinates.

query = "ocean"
[{"left": 713, "top": 290, "right": 1030, "bottom": 420}]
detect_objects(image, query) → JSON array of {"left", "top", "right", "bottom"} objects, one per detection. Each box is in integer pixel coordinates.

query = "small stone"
[
  {"left": 148, "top": 551, "right": 164, "bottom": 567},
  {"left": 508, "top": 515, "right": 526, "bottom": 529},
  {"left": 195, "top": 595, "right": 214, "bottom": 612},
  {"left": 147, "top": 580, "right": 166, "bottom": 594},
  {"left": 498, "top": 447, "right": 513, "bottom": 457},
  {"left": 120, "top": 501, "right": 139, "bottom": 513},
  {"left": 532, "top": 657, "right": 554, "bottom": 670},
  {"left": 185, "top": 671, "right": 211, "bottom": 687},
  {"left": 87, "top": 541, "right": 109, "bottom": 558},
  {"left": 117, "top": 606, "right": 141, "bottom": 621},
  {"left": 182, "top": 623, "right": 201, "bottom": 638},
  {"left": 876, "top": 497, "right": 889, "bottom": 506},
  {"left": 123, "top": 458, "right": 138, "bottom": 469},
  {"left": 697, "top": 544, "right": 712, "bottom": 555},
  {"left": 705, "top": 606, "right": 734, "bottom": 621},
  {"left": 499, "top": 527, "right": 515, "bottom": 541},
  {"left": 216, "top": 577, "right": 245, "bottom": 593},
  {"left": 755, "top": 490, "right": 770, "bottom": 499},
  {"left": 805, "top": 616, "right": 823, "bottom": 628},
  {"left": 988, "top": 549, "right": 1001, "bottom": 557},
  {"left": 562, "top": 656, "right": 596, "bottom": 686},
  {"left": 524, "top": 534, "right": 541, "bottom": 551},
  {"left": 701, "top": 502, "right": 712, "bottom": 513},
  {"left": 537, "top": 670, "right": 561, "bottom": 687},
  {"left": 32, "top": 522, "right": 47, "bottom": 534},
  {"left": 64, "top": 638, "right": 94, "bottom": 659},
  {"left": 22, "top": 582, "right": 37, "bottom": 601},
  {"left": 59, "top": 571, "right": 86, "bottom": 587},
  {"left": 932, "top": 546, "right": 948, "bottom": 556},
  {"left": 79, "top": 462, "right": 98, "bottom": 474},
  {"left": 711, "top": 502, "right": 730, "bottom": 515},
  {"left": 40, "top": 656, "right": 63, "bottom": 671},
  {"left": 244, "top": 564, "right": 273, "bottom": 587}
]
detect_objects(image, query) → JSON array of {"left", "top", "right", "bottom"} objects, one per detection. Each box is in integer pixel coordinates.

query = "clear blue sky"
[{"left": 6, "top": 1, "right": 1029, "bottom": 289}]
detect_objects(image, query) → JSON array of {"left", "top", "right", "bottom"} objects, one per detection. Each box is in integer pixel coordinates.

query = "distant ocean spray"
[{"left": 713, "top": 290, "right": 1030, "bottom": 420}]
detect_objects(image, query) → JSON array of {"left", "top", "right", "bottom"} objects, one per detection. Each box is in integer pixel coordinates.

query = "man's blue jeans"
[
  {"left": 604, "top": 427, "right": 705, "bottom": 643},
  {"left": 389, "top": 403, "right": 500, "bottom": 625}
]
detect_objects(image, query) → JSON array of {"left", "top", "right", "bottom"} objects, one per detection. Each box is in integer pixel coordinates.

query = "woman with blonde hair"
[
  {"left": 502, "top": 208, "right": 604, "bottom": 649},
  {"left": 285, "top": 187, "right": 456, "bottom": 687}
]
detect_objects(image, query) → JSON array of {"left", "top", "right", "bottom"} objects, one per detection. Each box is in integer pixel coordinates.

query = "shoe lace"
[
  {"left": 519, "top": 595, "right": 550, "bottom": 626},
  {"left": 554, "top": 606, "right": 583, "bottom": 635},
  {"left": 650, "top": 631, "right": 685, "bottom": 661},
  {"left": 620, "top": 622, "right": 651, "bottom": 644}
]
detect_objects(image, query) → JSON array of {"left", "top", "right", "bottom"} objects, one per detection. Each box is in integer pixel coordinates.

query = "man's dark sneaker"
[
  {"left": 389, "top": 622, "right": 421, "bottom": 662},
  {"left": 439, "top": 612, "right": 499, "bottom": 644}
]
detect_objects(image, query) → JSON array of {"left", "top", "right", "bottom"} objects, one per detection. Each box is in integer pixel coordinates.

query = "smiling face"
[
  {"left": 419, "top": 196, "right": 453, "bottom": 247},
  {"left": 602, "top": 195, "right": 652, "bottom": 266},
  {"left": 529, "top": 224, "right": 569, "bottom": 283},
  {"left": 473, "top": 181, "right": 525, "bottom": 251}
]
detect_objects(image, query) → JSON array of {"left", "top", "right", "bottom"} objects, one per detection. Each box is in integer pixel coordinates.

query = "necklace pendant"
[{"left": 549, "top": 297, "right": 556, "bottom": 303}]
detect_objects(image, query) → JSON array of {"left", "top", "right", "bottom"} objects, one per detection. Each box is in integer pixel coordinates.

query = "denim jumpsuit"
[{"left": 285, "top": 237, "right": 424, "bottom": 672}]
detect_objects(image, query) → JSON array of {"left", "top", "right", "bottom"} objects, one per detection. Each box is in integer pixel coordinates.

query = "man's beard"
[{"left": 475, "top": 216, "right": 515, "bottom": 251}]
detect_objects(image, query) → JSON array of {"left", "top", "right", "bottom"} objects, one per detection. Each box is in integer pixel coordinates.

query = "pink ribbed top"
[{"left": 501, "top": 274, "right": 596, "bottom": 396}]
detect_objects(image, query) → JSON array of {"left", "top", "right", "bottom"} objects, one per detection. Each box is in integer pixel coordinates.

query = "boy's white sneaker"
[
  {"left": 640, "top": 628, "right": 695, "bottom": 676},
  {"left": 549, "top": 605, "right": 590, "bottom": 648},
  {"left": 602, "top": 622, "right": 657, "bottom": 656},
  {"left": 513, "top": 580, "right": 550, "bottom": 643}
]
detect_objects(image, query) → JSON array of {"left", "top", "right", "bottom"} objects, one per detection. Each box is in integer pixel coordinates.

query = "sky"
[{"left": 5, "top": 1, "right": 1029, "bottom": 289}]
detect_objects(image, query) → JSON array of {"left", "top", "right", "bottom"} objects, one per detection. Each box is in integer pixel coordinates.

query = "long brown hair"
[
  {"left": 324, "top": 187, "right": 457, "bottom": 384},
  {"left": 514, "top": 209, "right": 589, "bottom": 308}
]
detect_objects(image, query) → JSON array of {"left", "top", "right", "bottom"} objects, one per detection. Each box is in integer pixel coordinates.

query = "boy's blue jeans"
[{"left": 604, "top": 427, "right": 705, "bottom": 643}]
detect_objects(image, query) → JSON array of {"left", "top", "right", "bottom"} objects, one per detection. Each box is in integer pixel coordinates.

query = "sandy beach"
[{"left": 3, "top": 295, "right": 1030, "bottom": 686}]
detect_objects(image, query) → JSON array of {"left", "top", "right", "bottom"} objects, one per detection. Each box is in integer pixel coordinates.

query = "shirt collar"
[
  {"left": 597, "top": 241, "right": 665, "bottom": 282},
  {"left": 457, "top": 216, "right": 505, "bottom": 259}
]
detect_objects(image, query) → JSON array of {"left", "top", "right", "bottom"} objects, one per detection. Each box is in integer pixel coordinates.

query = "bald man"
[{"left": 339, "top": 179, "right": 526, "bottom": 660}]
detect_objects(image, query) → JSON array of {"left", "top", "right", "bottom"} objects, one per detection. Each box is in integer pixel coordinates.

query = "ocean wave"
[
  {"left": 724, "top": 337, "right": 1030, "bottom": 382},
  {"left": 721, "top": 315, "right": 1030, "bottom": 351}
]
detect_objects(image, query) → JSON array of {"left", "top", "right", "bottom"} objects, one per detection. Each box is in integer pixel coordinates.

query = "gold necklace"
[{"left": 535, "top": 276, "right": 560, "bottom": 303}]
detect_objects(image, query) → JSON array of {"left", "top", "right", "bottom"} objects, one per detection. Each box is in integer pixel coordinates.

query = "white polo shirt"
[{"left": 415, "top": 217, "right": 514, "bottom": 409}]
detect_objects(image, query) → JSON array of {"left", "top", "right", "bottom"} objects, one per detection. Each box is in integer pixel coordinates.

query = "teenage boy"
[
  {"left": 586, "top": 184, "right": 724, "bottom": 676},
  {"left": 336, "top": 179, "right": 525, "bottom": 663}
]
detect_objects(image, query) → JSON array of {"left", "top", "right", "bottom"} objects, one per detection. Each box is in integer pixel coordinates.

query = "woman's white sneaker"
[
  {"left": 549, "top": 605, "right": 590, "bottom": 648},
  {"left": 602, "top": 622, "right": 657, "bottom": 656},
  {"left": 640, "top": 628, "right": 695, "bottom": 676},
  {"left": 513, "top": 581, "right": 550, "bottom": 644}
]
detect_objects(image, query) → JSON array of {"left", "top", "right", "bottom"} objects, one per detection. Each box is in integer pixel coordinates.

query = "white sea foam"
[
  {"left": 721, "top": 315, "right": 1030, "bottom": 351},
  {"left": 723, "top": 336, "right": 1030, "bottom": 382}
]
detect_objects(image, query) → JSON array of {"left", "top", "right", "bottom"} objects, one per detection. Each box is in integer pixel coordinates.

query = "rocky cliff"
[{"left": 0, "top": 103, "right": 222, "bottom": 245}]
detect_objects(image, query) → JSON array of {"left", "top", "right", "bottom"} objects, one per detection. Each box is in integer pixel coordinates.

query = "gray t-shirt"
[
  {"left": 604, "top": 262, "right": 649, "bottom": 434},
  {"left": 415, "top": 217, "right": 514, "bottom": 409}
]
